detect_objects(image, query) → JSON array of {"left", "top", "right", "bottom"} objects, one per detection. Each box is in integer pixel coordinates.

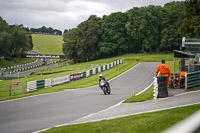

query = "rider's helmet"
[{"left": 99, "top": 74, "right": 103, "bottom": 78}]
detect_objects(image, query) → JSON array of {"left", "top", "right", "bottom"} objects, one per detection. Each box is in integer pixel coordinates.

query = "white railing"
[{"left": 163, "top": 109, "right": 200, "bottom": 133}]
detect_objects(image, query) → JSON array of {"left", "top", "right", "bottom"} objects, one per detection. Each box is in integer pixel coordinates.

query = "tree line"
[
  {"left": 63, "top": 1, "right": 200, "bottom": 63},
  {"left": 0, "top": 17, "right": 33, "bottom": 60},
  {"left": 30, "top": 26, "right": 62, "bottom": 35}
]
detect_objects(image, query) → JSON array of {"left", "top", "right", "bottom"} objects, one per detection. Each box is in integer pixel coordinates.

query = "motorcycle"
[{"left": 99, "top": 79, "right": 111, "bottom": 95}]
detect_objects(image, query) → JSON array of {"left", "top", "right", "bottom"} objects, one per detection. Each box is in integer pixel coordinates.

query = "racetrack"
[{"left": 0, "top": 62, "right": 159, "bottom": 133}]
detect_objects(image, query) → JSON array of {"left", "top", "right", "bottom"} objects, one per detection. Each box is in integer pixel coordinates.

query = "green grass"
[
  {"left": 32, "top": 34, "right": 63, "bottom": 55},
  {"left": 0, "top": 34, "right": 63, "bottom": 68},
  {"left": 41, "top": 104, "right": 200, "bottom": 133},
  {"left": 187, "top": 87, "right": 200, "bottom": 91},
  {"left": 123, "top": 85, "right": 154, "bottom": 103},
  {"left": 0, "top": 53, "right": 176, "bottom": 101},
  {"left": 0, "top": 58, "right": 36, "bottom": 68}
]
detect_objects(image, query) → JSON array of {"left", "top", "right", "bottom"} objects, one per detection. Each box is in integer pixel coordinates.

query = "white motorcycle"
[{"left": 99, "top": 79, "right": 111, "bottom": 95}]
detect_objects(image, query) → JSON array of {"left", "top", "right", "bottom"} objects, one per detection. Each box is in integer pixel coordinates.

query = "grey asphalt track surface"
[
  {"left": 3, "top": 50, "right": 53, "bottom": 76},
  {"left": 6, "top": 63, "right": 58, "bottom": 76},
  {"left": 67, "top": 90, "right": 200, "bottom": 126},
  {"left": 0, "top": 62, "right": 158, "bottom": 133}
]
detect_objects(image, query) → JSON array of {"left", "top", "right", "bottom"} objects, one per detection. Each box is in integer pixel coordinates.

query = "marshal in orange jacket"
[{"left": 156, "top": 63, "right": 171, "bottom": 87}]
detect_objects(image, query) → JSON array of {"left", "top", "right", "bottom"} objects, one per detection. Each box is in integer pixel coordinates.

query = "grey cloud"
[{"left": 0, "top": 0, "right": 184, "bottom": 31}]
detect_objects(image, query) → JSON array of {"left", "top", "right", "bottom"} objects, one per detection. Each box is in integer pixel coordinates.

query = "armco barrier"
[
  {"left": 71, "top": 73, "right": 82, "bottom": 81},
  {"left": 27, "top": 81, "right": 37, "bottom": 92},
  {"left": 101, "top": 66, "right": 103, "bottom": 71},
  {"left": 27, "top": 75, "right": 70, "bottom": 92},
  {"left": 45, "top": 79, "right": 51, "bottom": 88},
  {"left": 86, "top": 70, "right": 90, "bottom": 77},
  {"left": 27, "top": 59, "right": 124, "bottom": 92},
  {"left": 98, "top": 66, "right": 101, "bottom": 73},
  {"left": 90, "top": 69, "right": 93, "bottom": 76},
  {"left": 83, "top": 72, "right": 86, "bottom": 78},
  {"left": 92, "top": 68, "right": 96, "bottom": 75},
  {"left": 185, "top": 70, "right": 200, "bottom": 89},
  {"left": 37, "top": 80, "right": 45, "bottom": 89},
  {"left": 96, "top": 67, "right": 98, "bottom": 74},
  {"left": 51, "top": 75, "right": 70, "bottom": 86}
]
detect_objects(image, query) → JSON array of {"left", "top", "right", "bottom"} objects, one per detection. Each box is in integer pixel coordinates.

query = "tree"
[
  {"left": 179, "top": 0, "right": 200, "bottom": 38},
  {"left": 161, "top": 2, "right": 185, "bottom": 51},
  {"left": 141, "top": 6, "right": 162, "bottom": 53},
  {"left": 11, "top": 26, "right": 32, "bottom": 55},
  {"left": 126, "top": 7, "right": 145, "bottom": 53},
  {"left": 63, "top": 28, "right": 78, "bottom": 62},
  {"left": 99, "top": 12, "right": 133, "bottom": 56},
  {"left": 30, "top": 26, "right": 62, "bottom": 35},
  {"left": 0, "top": 32, "right": 12, "bottom": 58},
  {"left": 76, "top": 15, "right": 102, "bottom": 62},
  {"left": 0, "top": 16, "right": 9, "bottom": 32},
  {"left": 63, "top": 15, "right": 103, "bottom": 62}
]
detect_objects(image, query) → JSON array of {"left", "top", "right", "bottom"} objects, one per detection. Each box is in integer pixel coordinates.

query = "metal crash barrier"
[{"left": 185, "top": 70, "right": 200, "bottom": 90}]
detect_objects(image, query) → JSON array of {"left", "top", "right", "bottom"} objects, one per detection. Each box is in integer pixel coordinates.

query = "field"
[{"left": 32, "top": 34, "right": 63, "bottom": 55}]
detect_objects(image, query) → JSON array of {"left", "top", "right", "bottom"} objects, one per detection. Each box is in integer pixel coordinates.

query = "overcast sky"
[{"left": 0, "top": 0, "right": 184, "bottom": 32}]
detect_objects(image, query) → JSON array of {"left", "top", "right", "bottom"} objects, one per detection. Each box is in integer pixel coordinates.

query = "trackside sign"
[
  {"left": 12, "top": 54, "right": 67, "bottom": 59},
  {"left": 51, "top": 75, "right": 70, "bottom": 86}
]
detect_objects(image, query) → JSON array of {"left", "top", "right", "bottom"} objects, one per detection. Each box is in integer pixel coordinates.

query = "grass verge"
[
  {"left": 0, "top": 53, "right": 176, "bottom": 101},
  {"left": 0, "top": 58, "right": 36, "bottom": 68},
  {"left": 41, "top": 104, "right": 200, "bottom": 133},
  {"left": 123, "top": 85, "right": 154, "bottom": 103}
]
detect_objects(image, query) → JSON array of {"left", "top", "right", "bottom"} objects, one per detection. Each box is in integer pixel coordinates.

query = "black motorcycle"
[{"left": 99, "top": 79, "right": 111, "bottom": 95}]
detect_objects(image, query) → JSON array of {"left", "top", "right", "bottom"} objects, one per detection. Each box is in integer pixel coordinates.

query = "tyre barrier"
[
  {"left": 157, "top": 76, "right": 168, "bottom": 98},
  {"left": 153, "top": 77, "right": 158, "bottom": 99}
]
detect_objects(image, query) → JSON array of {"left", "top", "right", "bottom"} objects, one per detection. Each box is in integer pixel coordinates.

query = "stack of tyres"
[{"left": 157, "top": 76, "right": 168, "bottom": 98}]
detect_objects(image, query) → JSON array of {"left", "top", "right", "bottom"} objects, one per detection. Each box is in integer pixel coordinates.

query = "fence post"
[
  {"left": 23, "top": 81, "right": 24, "bottom": 93},
  {"left": 9, "top": 83, "right": 12, "bottom": 96},
  {"left": 185, "top": 73, "right": 187, "bottom": 90}
]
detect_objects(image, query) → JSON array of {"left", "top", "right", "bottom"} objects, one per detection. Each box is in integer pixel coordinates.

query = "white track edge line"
[
  {"left": 33, "top": 102, "right": 200, "bottom": 133},
  {"left": 1, "top": 63, "right": 141, "bottom": 103}
]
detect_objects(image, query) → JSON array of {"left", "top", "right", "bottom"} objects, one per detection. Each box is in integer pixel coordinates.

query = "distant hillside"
[{"left": 32, "top": 34, "right": 63, "bottom": 55}]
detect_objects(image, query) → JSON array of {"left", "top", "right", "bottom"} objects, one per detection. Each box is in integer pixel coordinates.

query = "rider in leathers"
[{"left": 99, "top": 74, "right": 110, "bottom": 92}]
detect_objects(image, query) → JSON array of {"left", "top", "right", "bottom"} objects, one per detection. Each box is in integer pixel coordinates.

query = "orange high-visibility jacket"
[
  {"left": 156, "top": 63, "right": 171, "bottom": 78},
  {"left": 179, "top": 72, "right": 186, "bottom": 82}
]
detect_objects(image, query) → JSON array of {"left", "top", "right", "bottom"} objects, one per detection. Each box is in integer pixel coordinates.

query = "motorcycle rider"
[{"left": 99, "top": 74, "right": 110, "bottom": 92}]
